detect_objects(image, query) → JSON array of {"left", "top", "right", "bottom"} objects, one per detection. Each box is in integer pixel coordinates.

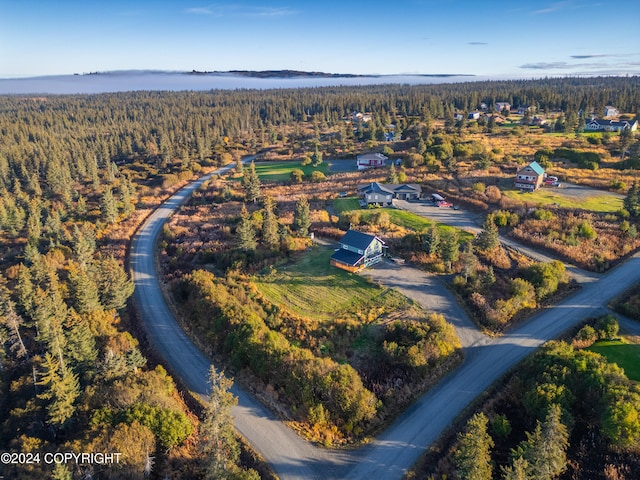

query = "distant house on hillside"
[
  {"left": 468, "top": 111, "right": 481, "bottom": 120},
  {"left": 357, "top": 182, "right": 421, "bottom": 206},
  {"left": 495, "top": 102, "right": 511, "bottom": 113},
  {"left": 604, "top": 106, "right": 619, "bottom": 118},
  {"left": 585, "top": 118, "right": 638, "bottom": 132},
  {"left": 330, "top": 230, "right": 386, "bottom": 272},
  {"left": 357, "top": 152, "right": 387, "bottom": 170},
  {"left": 515, "top": 161, "right": 545, "bottom": 191}
]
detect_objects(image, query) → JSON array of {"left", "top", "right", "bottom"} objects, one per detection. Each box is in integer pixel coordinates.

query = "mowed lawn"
[
  {"left": 502, "top": 186, "right": 623, "bottom": 213},
  {"left": 588, "top": 337, "right": 640, "bottom": 381},
  {"left": 254, "top": 247, "right": 389, "bottom": 322},
  {"left": 252, "top": 161, "right": 328, "bottom": 182},
  {"left": 333, "top": 197, "right": 473, "bottom": 240}
]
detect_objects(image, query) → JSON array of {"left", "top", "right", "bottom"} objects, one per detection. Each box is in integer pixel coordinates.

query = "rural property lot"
[{"left": 503, "top": 182, "right": 624, "bottom": 212}]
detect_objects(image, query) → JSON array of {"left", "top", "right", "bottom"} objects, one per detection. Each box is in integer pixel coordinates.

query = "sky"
[{"left": 2, "top": 0, "right": 640, "bottom": 79}]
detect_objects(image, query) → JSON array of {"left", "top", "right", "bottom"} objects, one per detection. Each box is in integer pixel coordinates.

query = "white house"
[
  {"left": 357, "top": 152, "right": 387, "bottom": 170},
  {"left": 585, "top": 119, "right": 638, "bottom": 132}
]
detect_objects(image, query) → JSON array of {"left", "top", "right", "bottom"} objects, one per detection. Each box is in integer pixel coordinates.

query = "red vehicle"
[{"left": 431, "top": 193, "right": 453, "bottom": 207}]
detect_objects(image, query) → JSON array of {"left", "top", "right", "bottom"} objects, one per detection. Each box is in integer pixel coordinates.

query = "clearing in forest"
[{"left": 502, "top": 183, "right": 624, "bottom": 213}]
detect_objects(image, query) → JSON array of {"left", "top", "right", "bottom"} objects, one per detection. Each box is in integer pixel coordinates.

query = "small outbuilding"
[{"left": 330, "top": 230, "right": 386, "bottom": 272}]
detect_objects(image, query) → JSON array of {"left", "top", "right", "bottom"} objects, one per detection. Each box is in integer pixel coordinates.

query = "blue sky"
[{"left": 2, "top": 0, "right": 640, "bottom": 78}]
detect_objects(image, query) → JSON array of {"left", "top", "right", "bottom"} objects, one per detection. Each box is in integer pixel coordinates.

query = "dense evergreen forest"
[{"left": 0, "top": 77, "right": 639, "bottom": 478}]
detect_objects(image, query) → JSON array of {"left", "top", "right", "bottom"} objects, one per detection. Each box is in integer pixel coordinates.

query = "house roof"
[
  {"left": 588, "top": 119, "right": 632, "bottom": 128},
  {"left": 357, "top": 152, "right": 388, "bottom": 162},
  {"left": 358, "top": 182, "right": 395, "bottom": 195},
  {"left": 357, "top": 182, "right": 421, "bottom": 195},
  {"left": 330, "top": 248, "right": 364, "bottom": 267},
  {"left": 393, "top": 184, "right": 421, "bottom": 193},
  {"left": 339, "top": 229, "right": 384, "bottom": 251},
  {"left": 525, "top": 161, "right": 545, "bottom": 176}
]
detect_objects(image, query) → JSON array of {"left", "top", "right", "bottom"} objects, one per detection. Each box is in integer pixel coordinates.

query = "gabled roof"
[
  {"left": 339, "top": 230, "right": 384, "bottom": 251},
  {"left": 359, "top": 182, "right": 395, "bottom": 195},
  {"left": 523, "top": 161, "right": 545, "bottom": 176},
  {"left": 588, "top": 118, "right": 632, "bottom": 128},
  {"left": 393, "top": 184, "right": 421, "bottom": 193},
  {"left": 357, "top": 182, "right": 421, "bottom": 195}
]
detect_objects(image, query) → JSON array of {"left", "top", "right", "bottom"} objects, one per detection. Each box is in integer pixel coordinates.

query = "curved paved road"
[{"left": 131, "top": 167, "right": 640, "bottom": 480}]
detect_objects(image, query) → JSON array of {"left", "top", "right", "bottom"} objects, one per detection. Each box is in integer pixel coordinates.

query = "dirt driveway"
[{"left": 360, "top": 260, "right": 485, "bottom": 348}]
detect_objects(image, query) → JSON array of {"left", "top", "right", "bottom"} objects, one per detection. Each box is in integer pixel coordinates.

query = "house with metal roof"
[
  {"left": 330, "top": 230, "right": 386, "bottom": 272},
  {"left": 514, "top": 161, "right": 545, "bottom": 191}
]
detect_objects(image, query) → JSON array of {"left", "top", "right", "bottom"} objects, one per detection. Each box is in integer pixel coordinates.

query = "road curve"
[{"left": 130, "top": 166, "right": 640, "bottom": 480}]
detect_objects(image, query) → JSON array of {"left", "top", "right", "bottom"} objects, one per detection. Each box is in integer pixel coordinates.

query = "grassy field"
[
  {"left": 251, "top": 160, "right": 329, "bottom": 182},
  {"left": 588, "top": 337, "right": 640, "bottom": 381},
  {"left": 333, "top": 198, "right": 473, "bottom": 240},
  {"left": 254, "top": 246, "right": 402, "bottom": 322},
  {"left": 502, "top": 187, "right": 623, "bottom": 213}
]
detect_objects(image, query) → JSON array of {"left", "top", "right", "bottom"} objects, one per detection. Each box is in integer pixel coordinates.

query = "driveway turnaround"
[{"left": 130, "top": 168, "right": 640, "bottom": 480}]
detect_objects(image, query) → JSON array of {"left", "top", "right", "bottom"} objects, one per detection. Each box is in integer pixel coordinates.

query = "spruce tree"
[
  {"left": 68, "top": 262, "right": 101, "bottom": 314},
  {"left": 441, "top": 229, "right": 460, "bottom": 270},
  {"left": 501, "top": 457, "right": 529, "bottom": 480},
  {"left": 624, "top": 181, "right": 640, "bottom": 217},
  {"left": 293, "top": 195, "right": 311, "bottom": 237},
  {"left": 90, "top": 255, "right": 135, "bottom": 311},
  {"left": 242, "top": 161, "right": 261, "bottom": 203},
  {"left": 100, "top": 187, "right": 118, "bottom": 224},
  {"left": 38, "top": 353, "right": 80, "bottom": 428},
  {"left": 513, "top": 403, "right": 569, "bottom": 480},
  {"left": 236, "top": 204, "right": 257, "bottom": 251},
  {"left": 423, "top": 224, "right": 441, "bottom": 256},
  {"left": 387, "top": 163, "right": 399, "bottom": 184},
  {"left": 454, "top": 412, "right": 494, "bottom": 480},
  {"left": 200, "top": 366, "right": 240, "bottom": 480},
  {"left": 475, "top": 214, "right": 500, "bottom": 251},
  {"left": 261, "top": 196, "right": 280, "bottom": 248}
]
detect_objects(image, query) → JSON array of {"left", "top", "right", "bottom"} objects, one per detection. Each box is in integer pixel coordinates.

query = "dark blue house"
[{"left": 330, "top": 230, "right": 386, "bottom": 272}]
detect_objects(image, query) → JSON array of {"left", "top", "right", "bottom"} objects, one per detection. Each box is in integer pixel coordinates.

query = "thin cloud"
[
  {"left": 520, "top": 62, "right": 570, "bottom": 70},
  {"left": 186, "top": 7, "right": 214, "bottom": 14},
  {"left": 532, "top": 1, "right": 571, "bottom": 15},
  {"left": 185, "top": 4, "right": 298, "bottom": 17},
  {"left": 467, "top": 42, "right": 488, "bottom": 46}
]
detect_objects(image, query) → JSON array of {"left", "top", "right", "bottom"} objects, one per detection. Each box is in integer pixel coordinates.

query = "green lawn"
[
  {"left": 254, "top": 247, "right": 397, "bottom": 322},
  {"left": 502, "top": 188, "right": 623, "bottom": 213},
  {"left": 333, "top": 197, "right": 361, "bottom": 214},
  {"left": 588, "top": 338, "right": 640, "bottom": 381},
  {"left": 251, "top": 161, "right": 329, "bottom": 182},
  {"left": 333, "top": 198, "right": 473, "bottom": 240}
]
